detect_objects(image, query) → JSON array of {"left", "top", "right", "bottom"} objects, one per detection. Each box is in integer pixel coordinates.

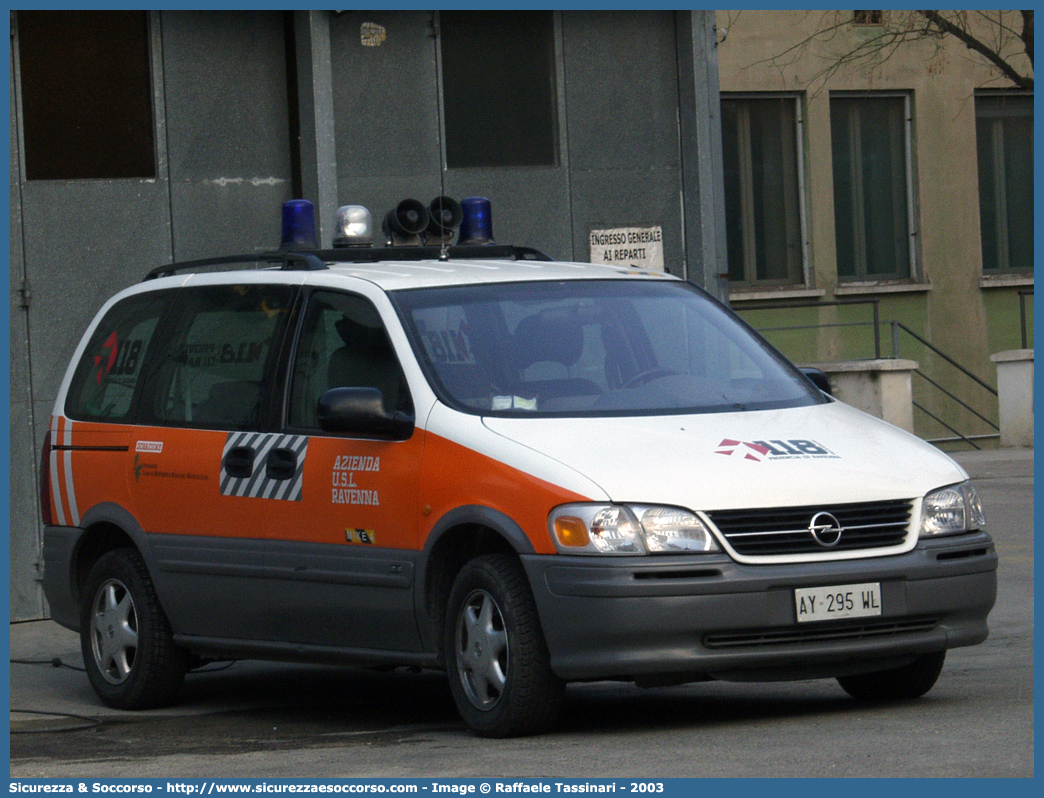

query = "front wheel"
[
  {"left": 80, "top": 548, "right": 189, "bottom": 709},
  {"left": 837, "top": 650, "right": 946, "bottom": 701},
  {"left": 445, "top": 554, "right": 564, "bottom": 737}
]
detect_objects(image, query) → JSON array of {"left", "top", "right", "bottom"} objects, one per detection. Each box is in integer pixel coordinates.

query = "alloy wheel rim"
[
  {"left": 90, "top": 578, "right": 139, "bottom": 685},
  {"left": 455, "top": 589, "right": 509, "bottom": 711}
]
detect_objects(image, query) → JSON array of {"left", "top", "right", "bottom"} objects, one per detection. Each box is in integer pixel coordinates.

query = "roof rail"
[
  {"left": 143, "top": 251, "right": 326, "bottom": 281},
  {"left": 311, "top": 244, "right": 553, "bottom": 263},
  {"left": 143, "top": 244, "right": 553, "bottom": 281}
]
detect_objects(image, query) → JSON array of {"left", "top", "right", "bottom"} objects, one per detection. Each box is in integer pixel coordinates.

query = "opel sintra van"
[{"left": 42, "top": 199, "right": 997, "bottom": 737}]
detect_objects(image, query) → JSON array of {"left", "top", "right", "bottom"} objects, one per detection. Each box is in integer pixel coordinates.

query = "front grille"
[
  {"left": 703, "top": 617, "right": 938, "bottom": 649},
  {"left": 707, "top": 499, "right": 913, "bottom": 557}
]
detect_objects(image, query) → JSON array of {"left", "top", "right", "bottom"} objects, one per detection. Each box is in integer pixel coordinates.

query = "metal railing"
[
  {"left": 738, "top": 298, "right": 882, "bottom": 359},
  {"left": 888, "top": 321, "right": 998, "bottom": 450},
  {"left": 736, "top": 298, "right": 1001, "bottom": 450}
]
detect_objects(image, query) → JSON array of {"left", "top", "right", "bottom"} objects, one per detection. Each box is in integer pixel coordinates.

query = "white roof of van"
[
  {"left": 318, "top": 257, "right": 676, "bottom": 291},
  {"left": 135, "top": 253, "right": 679, "bottom": 296}
]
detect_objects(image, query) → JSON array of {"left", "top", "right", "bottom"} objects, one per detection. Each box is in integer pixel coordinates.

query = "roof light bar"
[
  {"left": 280, "top": 199, "right": 320, "bottom": 250},
  {"left": 334, "top": 205, "right": 374, "bottom": 247},
  {"left": 458, "top": 196, "right": 494, "bottom": 245},
  {"left": 426, "top": 196, "right": 463, "bottom": 244},
  {"left": 382, "top": 199, "right": 429, "bottom": 246}
]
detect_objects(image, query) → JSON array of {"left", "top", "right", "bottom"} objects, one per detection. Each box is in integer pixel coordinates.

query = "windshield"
[{"left": 392, "top": 279, "right": 824, "bottom": 417}]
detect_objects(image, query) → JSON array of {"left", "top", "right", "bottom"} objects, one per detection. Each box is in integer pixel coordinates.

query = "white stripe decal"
[
  {"left": 50, "top": 417, "right": 66, "bottom": 526},
  {"left": 240, "top": 434, "right": 282, "bottom": 497},
  {"left": 62, "top": 418, "right": 80, "bottom": 526}
]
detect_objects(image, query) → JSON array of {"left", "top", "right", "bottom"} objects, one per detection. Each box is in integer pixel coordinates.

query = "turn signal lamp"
[
  {"left": 458, "top": 196, "right": 494, "bottom": 245},
  {"left": 280, "top": 199, "right": 319, "bottom": 250},
  {"left": 553, "top": 516, "right": 590, "bottom": 548}
]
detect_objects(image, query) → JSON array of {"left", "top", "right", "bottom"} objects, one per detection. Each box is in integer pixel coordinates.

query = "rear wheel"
[
  {"left": 445, "top": 554, "right": 564, "bottom": 737},
  {"left": 837, "top": 650, "right": 946, "bottom": 701},
  {"left": 80, "top": 548, "right": 189, "bottom": 709}
]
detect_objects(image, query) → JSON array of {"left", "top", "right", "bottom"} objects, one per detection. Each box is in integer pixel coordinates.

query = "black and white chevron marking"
[{"left": 220, "top": 432, "right": 309, "bottom": 501}]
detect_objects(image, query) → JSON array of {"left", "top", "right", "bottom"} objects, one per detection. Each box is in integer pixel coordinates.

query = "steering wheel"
[{"left": 623, "top": 368, "right": 676, "bottom": 388}]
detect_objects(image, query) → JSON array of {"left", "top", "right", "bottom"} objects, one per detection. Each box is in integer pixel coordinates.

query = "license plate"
[{"left": 794, "top": 582, "right": 882, "bottom": 623}]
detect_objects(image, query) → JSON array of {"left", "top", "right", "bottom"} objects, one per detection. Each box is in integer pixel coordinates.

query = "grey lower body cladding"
[{"left": 522, "top": 531, "right": 996, "bottom": 683}]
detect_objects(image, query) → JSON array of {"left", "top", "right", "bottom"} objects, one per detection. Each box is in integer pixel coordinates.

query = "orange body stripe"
[
  {"left": 419, "top": 432, "right": 591, "bottom": 554},
  {"left": 54, "top": 421, "right": 591, "bottom": 555}
]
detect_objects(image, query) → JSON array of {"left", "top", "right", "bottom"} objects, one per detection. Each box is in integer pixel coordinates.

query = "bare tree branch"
[
  {"left": 747, "top": 10, "right": 1033, "bottom": 93},
  {"left": 920, "top": 10, "right": 1033, "bottom": 88}
]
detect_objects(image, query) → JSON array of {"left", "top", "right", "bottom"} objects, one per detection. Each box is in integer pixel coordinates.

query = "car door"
[
  {"left": 256, "top": 287, "right": 424, "bottom": 652},
  {"left": 132, "top": 281, "right": 297, "bottom": 641}
]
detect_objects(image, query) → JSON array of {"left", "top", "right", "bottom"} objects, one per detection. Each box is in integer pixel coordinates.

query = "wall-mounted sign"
[
  {"left": 589, "top": 226, "right": 664, "bottom": 272},
  {"left": 360, "top": 23, "right": 387, "bottom": 47}
]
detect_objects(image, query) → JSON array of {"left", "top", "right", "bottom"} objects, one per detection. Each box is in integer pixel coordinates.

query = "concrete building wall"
[
  {"left": 326, "top": 11, "right": 690, "bottom": 270},
  {"left": 8, "top": 10, "right": 724, "bottom": 619},
  {"left": 9, "top": 11, "right": 298, "bottom": 619},
  {"left": 162, "top": 11, "right": 295, "bottom": 261}
]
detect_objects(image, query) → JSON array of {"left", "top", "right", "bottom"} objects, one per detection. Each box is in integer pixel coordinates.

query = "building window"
[
  {"left": 17, "top": 11, "right": 156, "bottom": 181},
  {"left": 440, "top": 11, "right": 557, "bottom": 169},
  {"left": 830, "top": 94, "right": 915, "bottom": 280},
  {"left": 722, "top": 96, "right": 804, "bottom": 287},
  {"left": 852, "top": 11, "right": 884, "bottom": 25},
  {"left": 976, "top": 93, "right": 1033, "bottom": 273}
]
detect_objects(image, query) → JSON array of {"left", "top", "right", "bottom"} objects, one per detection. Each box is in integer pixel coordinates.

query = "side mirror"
[
  {"left": 800, "top": 368, "right": 833, "bottom": 397},
  {"left": 317, "top": 387, "right": 415, "bottom": 440}
]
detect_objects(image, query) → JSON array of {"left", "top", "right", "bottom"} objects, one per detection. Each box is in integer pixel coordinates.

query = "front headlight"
[
  {"left": 549, "top": 503, "right": 721, "bottom": 555},
  {"left": 920, "top": 481, "right": 987, "bottom": 537}
]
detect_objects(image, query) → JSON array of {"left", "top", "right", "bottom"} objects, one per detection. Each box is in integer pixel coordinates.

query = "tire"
[
  {"left": 837, "top": 650, "right": 946, "bottom": 701},
  {"left": 444, "top": 554, "right": 565, "bottom": 738},
  {"left": 80, "top": 548, "right": 189, "bottom": 709}
]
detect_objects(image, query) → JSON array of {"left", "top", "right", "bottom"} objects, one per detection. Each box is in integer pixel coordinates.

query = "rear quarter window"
[
  {"left": 143, "top": 284, "right": 295, "bottom": 430},
  {"left": 65, "top": 291, "right": 173, "bottom": 423}
]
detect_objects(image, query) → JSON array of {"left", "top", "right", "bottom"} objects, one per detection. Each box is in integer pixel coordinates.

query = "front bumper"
[{"left": 522, "top": 531, "right": 997, "bottom": 682}]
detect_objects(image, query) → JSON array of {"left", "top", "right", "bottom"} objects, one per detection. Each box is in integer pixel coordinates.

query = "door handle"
[
  {"left": 224, "top": 446, "right": 255, "bottom": 479},
  {"left": 266, "top": 448, "right": 297, "bottom": 481}
]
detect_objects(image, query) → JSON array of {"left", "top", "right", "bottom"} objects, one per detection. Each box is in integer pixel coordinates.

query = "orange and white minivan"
[{"left": 42, "top": 200, "right": 997, "bottom": 737}]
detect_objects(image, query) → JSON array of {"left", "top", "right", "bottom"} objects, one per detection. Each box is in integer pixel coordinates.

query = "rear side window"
[
  {"left": 144, "top": 284, "right": 295, "bottom": 430},
  {"left": 65, "top": 291, "right": 172, "bottom": 422}
]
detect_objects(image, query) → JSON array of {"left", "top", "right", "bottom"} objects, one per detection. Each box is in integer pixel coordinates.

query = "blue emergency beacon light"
[
  {"left": 458, "top": 196, "right": 494, "bottom": 245},
  {"left": 280, "top": 199, "right": 319, "bottom": 250}
]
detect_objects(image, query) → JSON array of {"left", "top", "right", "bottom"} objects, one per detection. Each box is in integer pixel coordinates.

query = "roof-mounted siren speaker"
[
  {"left": 425, "top": 196, "right": 463, "bottom": 244},
  {"left": 280, "top": 199, "right": 320, "bottom": 250},
  {"left": 333, "top": 205, "right": 374, "bottom": 247},
  {"left": 457, "top": 197, "right": 494, "bottom": 245},
  {"left": 382, "top": 199, "right": 429, "bottom": 246}
]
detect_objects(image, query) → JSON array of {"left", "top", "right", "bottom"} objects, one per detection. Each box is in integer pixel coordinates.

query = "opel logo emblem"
[{"left": 809, "top": 511, "right": 843, "bottom": 547}]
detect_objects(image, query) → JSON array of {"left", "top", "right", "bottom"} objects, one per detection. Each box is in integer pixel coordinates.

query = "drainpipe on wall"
[
  {"left": 293, "top": 10, "right": 340, "bottom": 248},
  {"left": 676, "top": 10, "right": 729, "bottom": 305}
]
